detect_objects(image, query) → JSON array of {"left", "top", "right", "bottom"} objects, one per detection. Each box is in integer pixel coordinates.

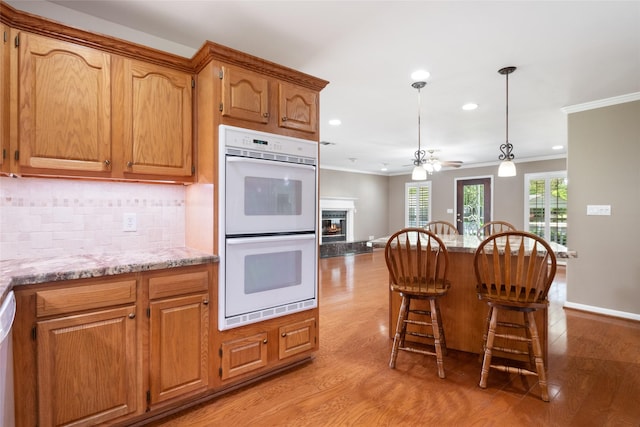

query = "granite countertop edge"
[{"left": 0, "top": 247, "right": 219, "bottom": 301}]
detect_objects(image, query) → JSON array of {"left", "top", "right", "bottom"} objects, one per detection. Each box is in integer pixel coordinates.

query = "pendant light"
[
  {"left": 497, "top": 66, "right": 517, "bottom": 177},
  {"left": 411, "top": 81, "right": 427, "bottom": 181}
]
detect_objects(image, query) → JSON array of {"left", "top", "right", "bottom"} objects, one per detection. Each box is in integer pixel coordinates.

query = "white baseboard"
[{"left": 563, "top": 301, "right": 640, "bottom": 322}]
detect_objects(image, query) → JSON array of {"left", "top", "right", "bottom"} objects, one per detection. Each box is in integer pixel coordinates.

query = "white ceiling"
[{"left": 11, "top": 1, "right": 640, "bottom": 175}]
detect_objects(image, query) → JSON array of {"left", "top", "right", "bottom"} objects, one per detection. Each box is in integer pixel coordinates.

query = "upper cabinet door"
[
  {"left": 18, "top": 33, "right": 112, "bottom": 172},
  {"left": 120, "top": 59, "right": 193, "bottom": 177},
  {"left": 221, "top": 66, "right": 269, "bottom": 124},
  {"left": 278, "top": 82, "right": 318, "bottom": 134},
  {"left": 1, "top": 25, "right": 9, "bottom": 173}
]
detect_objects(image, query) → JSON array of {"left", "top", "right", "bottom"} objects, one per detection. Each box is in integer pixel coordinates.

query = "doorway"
[{"left": 455, "top": 177, "right": 492, "bottom": 235}]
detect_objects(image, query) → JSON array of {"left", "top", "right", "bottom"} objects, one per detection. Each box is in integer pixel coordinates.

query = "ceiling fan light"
[
  {"left": 433, "top": 161, "right": 442, "bottom": 172},
  {"left": 424, "top": 163, "right": 434, "bottom": 173},
  {"left": 498, "top": 160, "right": 516, "bottom": 177},
  {"left": 412, "top": 165, "right": 427, "bottom": 180}
]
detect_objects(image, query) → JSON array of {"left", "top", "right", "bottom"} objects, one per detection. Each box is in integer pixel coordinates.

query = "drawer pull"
[
  {"left": 263, "top": 339, "right": 268, "bottom": 344},
  {"left": 128, "top": 313, "right": 136, "bottom": 319},
  {"left": 203, "top": 299, "right": 209, "bottom": 306},
  {"left": 281, "top": 333, "right": 287, "bottom": 337}
]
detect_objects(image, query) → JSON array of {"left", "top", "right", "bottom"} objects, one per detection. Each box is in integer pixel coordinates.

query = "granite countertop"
[
  {"left": 0, "top": 247, "right": 219, "bottom": 302},
  {"left": 369, "top": 234, "right": 577, "bottom": 258}
]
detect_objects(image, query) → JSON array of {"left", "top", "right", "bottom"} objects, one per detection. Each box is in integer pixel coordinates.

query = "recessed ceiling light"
[
  {"left": 462, "top": 103, "right": 478, "bottom": 111},
  {"left": 381, "top": 163, "right": 388, "bottom": 171},
  {"left": 411, "top": 69, "right": 430, "bottom": 81},
  {"left": 552, "top": 145, "right": 564, "bottom": 150},
  {"left": 328, "top": 119, "right": 341, "bottom": 126}
]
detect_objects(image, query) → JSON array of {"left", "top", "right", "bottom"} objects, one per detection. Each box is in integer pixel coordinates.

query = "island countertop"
[
  {"left": 369, "top": 234, "right": 577, "bottom": 257},
  {"left": 0, "top": 247, "right": 219, "bottom": 301}
]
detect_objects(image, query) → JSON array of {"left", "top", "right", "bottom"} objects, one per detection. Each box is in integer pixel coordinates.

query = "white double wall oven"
[{"left": 218, "top": 125, "right": 318, "bottom": 330}]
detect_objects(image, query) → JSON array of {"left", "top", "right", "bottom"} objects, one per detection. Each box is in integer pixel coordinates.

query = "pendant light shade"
[
  {"left": 497, "top": 66, "right": 517, "bottom": 177},
  {"left": 411, "top": 81, "right": 427, "bottom": 181}
]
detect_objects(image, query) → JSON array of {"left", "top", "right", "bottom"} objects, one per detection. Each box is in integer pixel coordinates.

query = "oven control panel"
[{"left": 220, "top": 125, "right": 317, "bottom": 159}]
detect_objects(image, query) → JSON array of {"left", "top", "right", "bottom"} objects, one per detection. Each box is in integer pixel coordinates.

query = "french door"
[{"left": 455, "top": 177, "right": 492, "bottom": 235}]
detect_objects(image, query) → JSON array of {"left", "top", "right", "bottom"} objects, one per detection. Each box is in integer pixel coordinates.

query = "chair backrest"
[
  {"left": 425, "top": 220, "right": 459, "bottom": 236},
  {"left": 385, "top": 228, "right": 449, "bottom": 293},
  {"left": 476, "top": 220, "right": 516, "bottom": 239},
  {"left": 474, "top": 231, "right": 557, "bottom": 305}
]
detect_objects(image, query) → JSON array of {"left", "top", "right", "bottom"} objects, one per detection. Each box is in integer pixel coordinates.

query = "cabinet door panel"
[
  {"left": 221, "top": 66, "right": 269, "bottom": 124},
  {"left": 122, "top": 59, "right": 193, "bottom": 177},
  {"left": 278, "top": 83, "right": 318, "bottom": 133},
  {"left": 149, "top": 294, "right": 209, "bottom": 405},
  {"left": 18, "top": 33, "right": 111, "bottom": 172},
  {"left": 279, "top": 317, "right": 316, "bottom": 360},
  {"left": 37, "top": 305, "right": 137, "bottom": 427},
  {"left": 220, "top": 332, "right": 268, "bottom": 380}
]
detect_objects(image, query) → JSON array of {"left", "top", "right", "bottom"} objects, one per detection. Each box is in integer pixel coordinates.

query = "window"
[
  {"left": 405, "top": 181, "right": 431, "bottom": 227},
  {"left": 525, "top": 171, "right": 567, "bottom": 245}
]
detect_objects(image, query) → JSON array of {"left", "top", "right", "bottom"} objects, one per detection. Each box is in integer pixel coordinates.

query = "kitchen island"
[{"left": 370, "top": 234, "right": 575, "bottom": 356}]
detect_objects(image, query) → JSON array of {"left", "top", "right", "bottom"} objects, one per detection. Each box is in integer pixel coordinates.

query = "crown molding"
[{"left": 561, "top": 92, "right": 640, "bottom": 114}]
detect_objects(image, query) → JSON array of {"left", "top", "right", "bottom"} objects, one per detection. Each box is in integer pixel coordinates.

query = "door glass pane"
[{"left": 463, "top": 184, "right": 485, "bottom": 236}]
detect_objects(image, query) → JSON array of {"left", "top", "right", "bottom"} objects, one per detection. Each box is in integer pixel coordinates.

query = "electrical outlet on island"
[{"left": 123, "top": 213, "right": 137, "bottom": 232}]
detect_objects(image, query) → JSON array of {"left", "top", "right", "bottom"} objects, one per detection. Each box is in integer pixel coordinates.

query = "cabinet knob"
[
  {"left": 104, "top": 159, "right": 111, "bottom": 167},
  {"left": 281, "top": 116, "right": 288, "bottom": 121},
  {"left": 203, "top": 299, "right": 209, "bottom": 306},
  {"left": 128, "top": 313, "right": 136, "bottom": 319},
  {"left": 281, "top": 332, "right": 287, "bottom": 337},
  {"left": 263, "top": 339, "right": 268, "bottom": 344},
  {"left": 263, "top": 112, "right": 270, "bottom": 118},
  {"left": 127, "top": 161, "right": 133, "bottom": 168}
]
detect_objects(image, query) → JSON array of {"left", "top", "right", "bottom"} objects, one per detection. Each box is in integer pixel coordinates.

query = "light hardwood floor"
[{"left": 148, "top": 250, "right": 640, "bottom": 426}]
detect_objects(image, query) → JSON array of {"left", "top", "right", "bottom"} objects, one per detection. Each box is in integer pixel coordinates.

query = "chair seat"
[{"left": 392, "top": 279, "right": 451, "bottom": 297}]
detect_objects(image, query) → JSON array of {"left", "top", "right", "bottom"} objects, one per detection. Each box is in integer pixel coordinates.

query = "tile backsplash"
[{"left": 0, "top": 176, "right": 186, "bottom": 260}]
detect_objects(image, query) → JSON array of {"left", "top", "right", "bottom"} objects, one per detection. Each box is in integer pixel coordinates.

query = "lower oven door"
[{"left": 221, "top": 233, "right": 317, "bottom": 330}]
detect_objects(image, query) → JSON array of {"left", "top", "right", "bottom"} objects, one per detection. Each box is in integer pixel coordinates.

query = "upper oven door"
[{"left": 225, "top": 156, "right": 317, "bottom": 235}]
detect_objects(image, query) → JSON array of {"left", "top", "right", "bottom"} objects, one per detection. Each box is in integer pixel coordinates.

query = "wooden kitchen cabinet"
[
  {"left": 147, "top": 268, "right": 211, "bottom": 406},
  {"left": 1, "top": 24, "right": 10, "bottom": 174},
  {"left": 277, "top": 82, "right": 318, "bottom": 134},
  {"left": 115, "top": 57, "right": 194, "bottom": 179},
  {"left": 278, "top": 317, "right": 316, "bottom": 360},
  {"left": 218, "top": 64, "right": 319, "bottom": 136},
  {"left": 34, "top": 278, "right": 139, "bottom": 427},
  {"left": 14, "top": 32, "right": 113, "bottom": 175},
  {"left": 216, "top": 312, "right": 318, "bottom": 386},
  {"left": 220, "top": 65, "right": 270, "bottom": 125},
  {"left": 219, "top": 332, "right": 269, "bottom": 381}
]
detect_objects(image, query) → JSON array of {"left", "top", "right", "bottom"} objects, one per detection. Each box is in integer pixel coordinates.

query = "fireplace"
[
  {"left": 319, "top": 198, "right": 355, "bottom": 244},
  {"left": 322, "top": 210, "right": 347, "bottom": 243}
]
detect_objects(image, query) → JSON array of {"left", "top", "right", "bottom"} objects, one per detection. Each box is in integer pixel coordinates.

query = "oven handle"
[
  {"left": 226, "top": 233, "right": 316, "bottom": 245},
  {"left": 226, "top": 156, "right": 316, "bottom": 170}
]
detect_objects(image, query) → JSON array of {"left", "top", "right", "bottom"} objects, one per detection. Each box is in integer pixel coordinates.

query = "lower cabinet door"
[
  {"left": 37, "top": 305, "right": 138, "bottom": 427},
  {"left": 220, "top": 332, "right": 268, "bottom": 380},
  {"left": 279, "top": 318, "right": 316, "bottom": 360},
  {"left": 149, "top": 293, "right": 209, "bottom": 405}
]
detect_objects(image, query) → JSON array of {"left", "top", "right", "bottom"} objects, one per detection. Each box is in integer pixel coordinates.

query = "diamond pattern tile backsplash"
[{"left": 0, "top": 176, "right": 186, "bottom": 260}]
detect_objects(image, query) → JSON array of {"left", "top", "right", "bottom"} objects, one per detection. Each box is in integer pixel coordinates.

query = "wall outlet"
[{"left": 123, "top": 213, "right": 137, "bottom": 232}]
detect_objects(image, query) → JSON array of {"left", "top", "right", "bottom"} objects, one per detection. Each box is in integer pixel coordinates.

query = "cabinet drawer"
[
  {"left": 220, "top": 332, "right": 268, "bottom": 380},
  {"left": 36, "top": 279, "right": 136, "bottom": 317},
  {"left": 148, "top": 270, "right": 209, "bottom": 300},
  {"left": 279, "top": 318, "right": 316, "bottom": 360}
]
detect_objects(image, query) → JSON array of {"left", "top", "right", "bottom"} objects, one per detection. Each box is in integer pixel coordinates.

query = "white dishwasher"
[{"left": 0, "top": 291, "right": 16, "bottom": 427}]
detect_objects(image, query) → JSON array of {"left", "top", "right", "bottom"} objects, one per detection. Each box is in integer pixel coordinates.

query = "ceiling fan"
[{"left": 404, "top": 149, "right": 463, "bottom": 174}]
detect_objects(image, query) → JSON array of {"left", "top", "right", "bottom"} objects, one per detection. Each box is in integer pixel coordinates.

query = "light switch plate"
[
  {"left": 123, "top": 213, "right": 137, "bottom": 231},
  {"left": 586, "top": 205, "right": 611, "bottom": 216}
]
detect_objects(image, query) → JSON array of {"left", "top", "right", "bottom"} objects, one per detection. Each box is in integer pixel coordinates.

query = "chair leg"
[
  {"left": 523, "top": 311, "right": 536, "bottom": 369},
  {"left": 430, "top": 298, "right": 446, "bottom": 378},
  {"left": 527, "top": 311, "right": 549, "bottom": 402},
  {"left": 434, "top": 298, "right": 447, "bottom": 356},
  {"left": 479, "top": 306, "right": 498, "bottom": 389},
  {"left": 389, "top": 296, "right": 409, "bottom": 368}
]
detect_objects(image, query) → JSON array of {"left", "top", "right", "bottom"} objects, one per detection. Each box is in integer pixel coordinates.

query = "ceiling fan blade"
[{"left": 440, "top": 161, "right": 463, "bottom": 168}]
